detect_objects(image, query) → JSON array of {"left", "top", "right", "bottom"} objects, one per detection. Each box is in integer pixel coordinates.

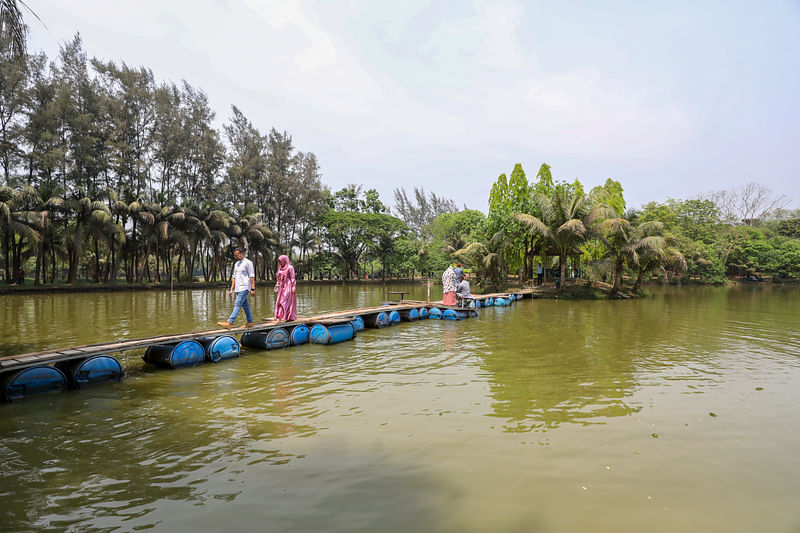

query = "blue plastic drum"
[
  {"left": 363, "top": 312, "right": 390, "bottom": 328},
  {"left": 310, "top": 323, "right": 355, "bottom": 344},
  {"left": 350, "top": 316, "right": 365, "bottom": 332},
  {"left": 400, "top": 308, "right": 419, "bottom": 321},
  {"left": 56, "top": 355, "right": 123, "bottom": 388},
  {"left": 428, "top": 308, "right": 443, "bottom": 320},
  {"left": 484, "top": 298, "right": 493, "bottom": 306},
  {"left": 240, "top": 328, "right": 290, "bottom": 350},
  {"left": 418, "top": 307, "right": 429, "bottom": 319},
  {"left": 388, "top": 310, "right": 401, "bottom": 324},
  {"left": 1, "top": 365, "right": 67, "bottom": 401},
  {"left": 442, "top": 309, "right": 463, "bottom": 320},
  {"left": 144, "top": 340, "right": 205, "bottom": 369},
  {"left": 494, "top": 297, "right": 510, "bottom": 306},
  {"left": 290, "top": 324, "right": 310, "bottom": 346},
  {"left": 197, "top": 335, "right": 240, "bottom": 363}
]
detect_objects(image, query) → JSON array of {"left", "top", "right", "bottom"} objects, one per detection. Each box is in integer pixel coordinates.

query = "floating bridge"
[{"left": 0, "top": 291, "right": 532, "bottom": 402}]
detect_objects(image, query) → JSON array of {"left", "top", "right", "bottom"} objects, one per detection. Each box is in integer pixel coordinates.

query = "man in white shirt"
[{"left": 218, "top": 248, "right": 256, "bottom": 329}]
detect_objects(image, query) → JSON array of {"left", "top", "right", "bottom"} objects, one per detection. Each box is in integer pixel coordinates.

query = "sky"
[{"left": 26, "top": 0, "right": 800, "bottom": 212}]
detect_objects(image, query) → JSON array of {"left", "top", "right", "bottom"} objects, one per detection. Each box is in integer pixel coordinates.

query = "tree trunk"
[
  {"left": 609, "top": 257, "right": 624, "bottom": 297},
  {"left": 34, "top": 241, "right": 43, "bottom": 285},
  {"left": 154, "top": 239, "right": 161, "bottom": 283},
  {"left": 633, "top": 269, "right": 643, "bottom": 293},
  {"left": 94, "top": 239, "right": 101, "bottom": 283},
  {"left": 3, "top": 230, "right": 10, "bottom": 283}
]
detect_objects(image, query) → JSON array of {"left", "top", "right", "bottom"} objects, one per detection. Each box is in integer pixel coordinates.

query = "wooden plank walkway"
[
  {"left": 0, "top": 292, "right": 535, "bottom": 375},
  {"left": 0, "top": 302, "right": 437, "bottom": 373}
]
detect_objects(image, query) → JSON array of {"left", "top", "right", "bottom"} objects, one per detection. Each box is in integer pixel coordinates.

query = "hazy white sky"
[{"left": 28, "top": 0, "right": 800, "bottom": 211}]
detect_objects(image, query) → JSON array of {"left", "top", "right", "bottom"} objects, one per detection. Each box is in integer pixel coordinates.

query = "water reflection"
[
  {"left": 478, "top": 303, "right": 641, "bottom": 432},
  {"left": 2, "top": 285, "right": 800, "bottom": 532}
]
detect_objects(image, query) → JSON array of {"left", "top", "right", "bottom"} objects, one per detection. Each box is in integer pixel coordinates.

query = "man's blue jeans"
[{"left": 228, "top": 290, "right": 253, "bottom": 323}]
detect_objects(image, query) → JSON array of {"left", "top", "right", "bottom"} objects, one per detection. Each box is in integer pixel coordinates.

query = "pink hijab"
[{"left": 277, "top": 255, "right": 291, "bottom": 278}]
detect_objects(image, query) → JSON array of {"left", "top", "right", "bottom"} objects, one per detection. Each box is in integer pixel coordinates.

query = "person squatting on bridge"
[
  {"left": 274, "top": 254, "right": 297, "bottom": 322},
  {"left": 218, "top": 248, "right": 255, "bottom": 329},
  {"left": 456, "top": 272, "right": 475, "bottom": 308}
]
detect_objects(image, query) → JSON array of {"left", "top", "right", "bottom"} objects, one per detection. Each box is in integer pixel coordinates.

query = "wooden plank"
[
  {"left": 15, "top": 355, "right": 43, "bottom": 364},
  {"left": 310, "top": 317, "right": 356, "bottom": 325}
]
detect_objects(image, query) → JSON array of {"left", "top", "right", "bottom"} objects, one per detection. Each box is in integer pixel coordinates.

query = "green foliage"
[
  {"left": 319, "top": 209, "right": 407, "bottom": 279},
  {"left": 776, "top": 218, "right": 800, "bottom": 238},
  {"left": 430, "top": 209, "right": 486, "bottom": 249},
  {"left": 681, "top": 239, "right": 727, "bottom": 284},
  {"left": 3, "top": 18, "right": 800, "bottom": 289},
  {"left": 392, "top": 186, "right": 457, "bottom": 237},
  {"left": 671, "top": 199, "right": 721, "bottom": 244},
  {"left": 332, "top": 184, "right": 387, "bottom": 213},
  {"left": 589, "top": 178, "right": 626, "bottom": 214}
]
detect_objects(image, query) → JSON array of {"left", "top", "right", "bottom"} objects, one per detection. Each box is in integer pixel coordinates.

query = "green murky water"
[{"left": 1, "top": 284, "right": 799, "bottom": 532}]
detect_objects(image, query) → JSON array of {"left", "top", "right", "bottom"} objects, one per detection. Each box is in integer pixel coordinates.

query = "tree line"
[
  {"left": 449, "top": 163, "right": 799, "bottom": 294},
  {"left": 1, "top": 29, "right": 797, "bottom": 292},
  {"left": 0, "top": 32, "right": 335, "bottom": 284}
]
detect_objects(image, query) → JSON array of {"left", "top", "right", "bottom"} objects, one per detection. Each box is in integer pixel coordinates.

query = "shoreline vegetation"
[
  {"left": 1, "top": 276, "right": 792, "bottom": 298},
  {"left": 1, "top": 33, "right": 798, "bottom": 298}
]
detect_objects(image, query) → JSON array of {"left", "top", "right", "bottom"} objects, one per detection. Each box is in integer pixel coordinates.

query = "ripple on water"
[{"left": 3, "top": 287, "right": 800, "bottom": 532}]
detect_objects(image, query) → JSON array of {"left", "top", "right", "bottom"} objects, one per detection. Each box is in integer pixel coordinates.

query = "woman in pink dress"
[{"left": 274, "top": 254, "right": 297, "bottom": 321}]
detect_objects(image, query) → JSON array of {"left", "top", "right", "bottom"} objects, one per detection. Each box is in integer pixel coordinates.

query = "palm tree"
[
  {"left": 137, "top": 203, "right": 185, "bottom": 283},
  {"left": 32, "top": 183, "right": 63, "bottom": 284},
  {"left": 591, "top": 213, "right": 682, "bottom": 297},
  {"left": 633, "top": 243, "right": 686, "bottom": 292},
  {"left": 1, "top": 0, "right": 29, "bottom": 58},
  {"left": 292, "top": 223, "right": 318, "bottom": 278},
  {"left": 234, "top": 213, "right": 276, "bottom": 280},
  {"left": 515, "top": 188, "right": 593, "bottom": 291},
  {"left": 454, "top": 231, "right": 510, "bottom": 291},
  {"left": 0, "top": 185, "right": 41, "bottom": 282},
  {"left": 175, "top": 203, "right": 211, "bottom": 283},
  {"left": 202, "top": 209, "right": 231, "bottom": 282},
  {"left": 63, "top": 194, "right": 112, "bottom": 284}
]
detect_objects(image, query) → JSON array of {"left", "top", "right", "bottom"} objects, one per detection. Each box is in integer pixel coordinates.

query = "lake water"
[{"left": 1, "top": 283, "right": 799, "bottom": 532}]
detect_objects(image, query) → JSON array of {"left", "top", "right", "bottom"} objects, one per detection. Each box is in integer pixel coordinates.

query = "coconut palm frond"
[
  {"left": 514, "top": 213, "right": 549, "bottom": 236},
  {"left": 483, "top": 252, "right": 499, "bottom": 269},
  {"left": 455, "top": 241, "right": 488, "bottom": 258},
  {"left": 634, "top": 235, "right": 666, "bottom": 256},
  {"left": 557, "top": 218, "right": 586, "bottom": 239}
]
